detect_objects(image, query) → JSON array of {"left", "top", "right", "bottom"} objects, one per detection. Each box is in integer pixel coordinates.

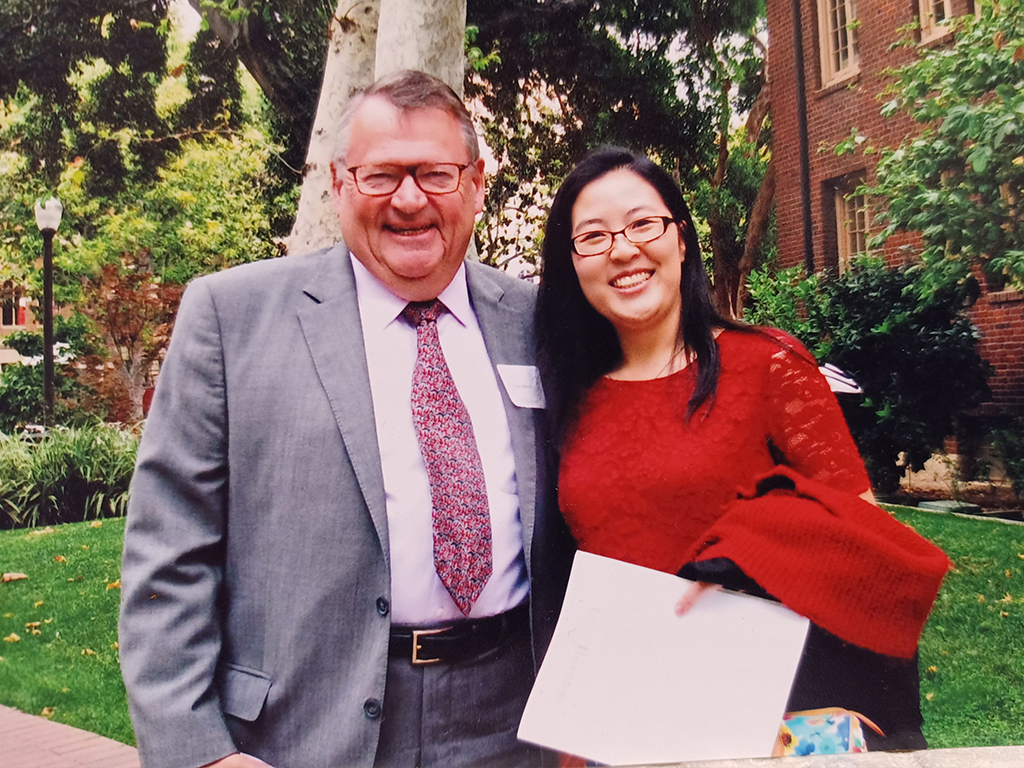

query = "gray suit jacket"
[{"left": 119, "top": 246, "right": 572, "bottom": 768}]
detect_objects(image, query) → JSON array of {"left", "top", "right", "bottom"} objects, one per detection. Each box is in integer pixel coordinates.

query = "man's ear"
[
  {"left": 330, "top": 162, "right": 346, "bottom": 219},
  {"left": 470, "top": 157, "right": 486, "bottom": 215}
]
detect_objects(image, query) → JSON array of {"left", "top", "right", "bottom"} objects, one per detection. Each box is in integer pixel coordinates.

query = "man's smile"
[{"left": 384, "top": 223, "right": 437, "bottom": 236}]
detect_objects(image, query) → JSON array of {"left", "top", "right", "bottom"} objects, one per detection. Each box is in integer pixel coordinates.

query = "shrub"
[
  {"left": 747, "top": 259, "right": 991, "bottom": 493},
  {"left": 745, "top": 266, "right": 829, "bottom": 354},
  {"left": 0, "top": 363, "right": 98, "bottom": 433},
  {"left": 0, "top": 424, "right": 139, "bottom": 529},
  {"left": 0, "top": 321, "right": 101, "bottom": 431}
]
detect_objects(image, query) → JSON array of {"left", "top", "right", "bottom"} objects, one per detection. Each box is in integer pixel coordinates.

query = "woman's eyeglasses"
[{"left": 571, "top": 216, "right": 677, "bottom": 256}]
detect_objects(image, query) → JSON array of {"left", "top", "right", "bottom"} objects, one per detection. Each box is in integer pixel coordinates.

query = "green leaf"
[{"left": 968, "top": 145, "right": 993, "bottom": 173}]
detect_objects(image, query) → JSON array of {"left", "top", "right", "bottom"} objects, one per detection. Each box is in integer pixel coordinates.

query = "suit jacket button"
[
  {"left": 376, "top": 597, "right": 389, "bottom": 616},
  {"left": 364, "top": 698, "right": 382, "bottom": 719}
]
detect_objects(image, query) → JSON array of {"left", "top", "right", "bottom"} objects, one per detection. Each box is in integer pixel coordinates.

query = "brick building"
[{"left": 767, "top": 0, "right": 1024, "bottom": 422}]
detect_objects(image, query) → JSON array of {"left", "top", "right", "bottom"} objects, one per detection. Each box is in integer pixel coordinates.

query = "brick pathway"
[{"left": 0, "top": 704, "right": 139, "bottom": 768}]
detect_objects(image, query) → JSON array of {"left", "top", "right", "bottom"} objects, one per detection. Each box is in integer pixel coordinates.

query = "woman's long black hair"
[{"left": 536, "top": 146, "right": 746, "bottom": 445}]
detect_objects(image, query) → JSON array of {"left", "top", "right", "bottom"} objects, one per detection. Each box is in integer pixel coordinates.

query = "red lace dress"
[
  {"left": 558, "top": 329, "right": 871, "bottom": 575},
  {"left": 558, "top": 330, "right": 950, "bottom": 748}
]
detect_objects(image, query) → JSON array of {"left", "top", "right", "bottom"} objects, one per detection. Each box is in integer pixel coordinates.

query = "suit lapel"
[
  {"left": 467, "top": 262, "right": 538, "bottom": 575},
  {"left": 296, "top": 246, "right": 390, "bottom": 565}
]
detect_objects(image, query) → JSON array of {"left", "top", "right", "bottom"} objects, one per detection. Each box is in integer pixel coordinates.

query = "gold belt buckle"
[{"left": 411, "top": 627, "right": 450, "bottom": 665}]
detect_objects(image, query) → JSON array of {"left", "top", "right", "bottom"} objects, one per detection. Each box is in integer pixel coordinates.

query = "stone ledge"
[{"left": 987, "top": 288, "right": 1022, "bottom": 305}]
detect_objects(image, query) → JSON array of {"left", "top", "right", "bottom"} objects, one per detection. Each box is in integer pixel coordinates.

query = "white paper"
[
  {"left": 496, "top": 364, "right": 546, "bottom": 409},
  {"left": 519, "top": 551, "right": 810, "bottom": 765}
]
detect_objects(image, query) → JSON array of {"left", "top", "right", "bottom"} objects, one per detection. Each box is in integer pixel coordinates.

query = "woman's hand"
[{"left": 674, "top": 581, "right": 722, "bottom": 616}]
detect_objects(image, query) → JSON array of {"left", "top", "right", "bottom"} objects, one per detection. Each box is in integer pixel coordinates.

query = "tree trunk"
[
  {"left": 372, "top": 0, "right": 473, "bottom": 258},
  {"left": 126, "top": 368, "right": 147, "bottom": 424},
  {"left": 105, "top": 335, "right": 147, "bottom": 423},
  {"left": 375, "top": 0, "right": 467, "bottom": 94},
  {"left": 708, "top": 211, "right": 739, "bottom": 318},
  {"left": 288, "top": 1, "right": 381, "bottom": 255},
  {"left": 735, "top": 157, "right": 776, "bottom": 317},
  {"left": 186, "top": 0, "right": 291, "bottom": 120},
  {"left": 198, "top": 0, "right": 468, "bottom": 254}
]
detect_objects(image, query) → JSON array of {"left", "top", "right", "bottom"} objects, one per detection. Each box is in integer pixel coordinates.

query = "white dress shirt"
[{"left": 351, "top": 255, "right": 529, "bottom": 624}]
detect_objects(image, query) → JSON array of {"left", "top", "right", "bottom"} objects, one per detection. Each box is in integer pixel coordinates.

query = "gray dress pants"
[{"left": 372, "top": 627, "right": 542, "bottom": 768}]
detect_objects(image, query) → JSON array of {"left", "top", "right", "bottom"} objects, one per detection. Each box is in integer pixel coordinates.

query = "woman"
[{"left": 535, "top": 146, "right": 949, "bottom": 752}]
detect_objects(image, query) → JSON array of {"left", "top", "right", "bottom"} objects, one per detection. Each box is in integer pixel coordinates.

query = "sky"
[{"left": 170, "top": 0, "right": 202, "bottom": 40}]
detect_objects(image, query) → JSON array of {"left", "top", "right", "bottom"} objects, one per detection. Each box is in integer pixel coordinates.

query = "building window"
[
  {"left": 1, "top": 284, "right": 24, "bottom": 328},
  {"left": 920, "top": 0, "right": 952, "bottom": 42},
  {"left": 1, "top": 298, "right": 15, "bottom": 327},
  {"left": 818, "top": 0, "right": 860, "bottom": 85},
  {"left": 835, "top": 188, "right": 869, "bottom": 273}
]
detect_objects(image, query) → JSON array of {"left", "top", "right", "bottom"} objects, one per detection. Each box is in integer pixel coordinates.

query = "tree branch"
[
  {"left": 468, "top": 0, "right": 595, "bottom": 38},
  {"left": 744, "top": 77, "right": 770, "bottom": 146},
  {"left": 713, "top": 81, "right": 731, "bottom": 187}
]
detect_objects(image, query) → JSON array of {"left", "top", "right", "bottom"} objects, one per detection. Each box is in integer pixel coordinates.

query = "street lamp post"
[{"left": 34, "top": 196, "right": 62, "bottom": 428}]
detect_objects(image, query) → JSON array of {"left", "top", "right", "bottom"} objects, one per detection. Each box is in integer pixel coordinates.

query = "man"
[{"left": 119, "top": 70, "right": 571, "bottom": 768}]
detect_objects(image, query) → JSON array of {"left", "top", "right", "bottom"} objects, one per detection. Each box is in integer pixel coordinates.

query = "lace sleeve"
[{"left": 762, "top": 333, "right": 871, "bottom": 493}]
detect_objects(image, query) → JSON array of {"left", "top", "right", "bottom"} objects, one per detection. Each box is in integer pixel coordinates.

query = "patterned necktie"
[{"left": 402, "top": 300, "right": 492, "bottom": 616}]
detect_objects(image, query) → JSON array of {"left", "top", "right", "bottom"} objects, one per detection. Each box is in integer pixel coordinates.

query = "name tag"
[{"left": 496, "top": 365, "right": 546, "bottom": 409}]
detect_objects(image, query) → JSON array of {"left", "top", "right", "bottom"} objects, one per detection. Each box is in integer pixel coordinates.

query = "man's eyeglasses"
[
  {"left": 347, "top": 163, "right": 471, "bottom": 196},
  {"left": 571, "top": 216, "right": 677, "bottom": 256}
]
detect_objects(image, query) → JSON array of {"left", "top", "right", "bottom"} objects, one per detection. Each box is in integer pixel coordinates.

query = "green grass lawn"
[
  {"left": 3, "top": 509, "right": 1024, "bottom": 750},
  {"left": 888, "top": 505, "right": 1024, "bottom": 749},
  {"left": 0, "top": 517, "right": 132, "bottom": 744}
]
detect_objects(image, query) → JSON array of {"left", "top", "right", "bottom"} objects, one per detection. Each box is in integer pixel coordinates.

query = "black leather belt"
[{"left": 389, "top": 601, "right": 529, "bottom": 665}]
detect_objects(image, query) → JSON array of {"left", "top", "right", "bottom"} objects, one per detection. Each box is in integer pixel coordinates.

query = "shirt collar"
[{"left": 350, "top": 254, "right": 472, "bottom": 330}]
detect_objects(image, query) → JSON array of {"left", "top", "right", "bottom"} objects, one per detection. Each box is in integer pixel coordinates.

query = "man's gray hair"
[{"left": 333, "top": 70, "right": 480, "bottom": 167}]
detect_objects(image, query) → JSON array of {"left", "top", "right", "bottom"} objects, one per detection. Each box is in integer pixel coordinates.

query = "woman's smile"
[{"left": 610, "top": 269, "right": 654, "bottom": 290}]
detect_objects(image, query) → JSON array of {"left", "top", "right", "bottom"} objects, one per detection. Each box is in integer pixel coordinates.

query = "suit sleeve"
[{"left": 119, "top": 278, "right": 238, "bottom": 768}]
